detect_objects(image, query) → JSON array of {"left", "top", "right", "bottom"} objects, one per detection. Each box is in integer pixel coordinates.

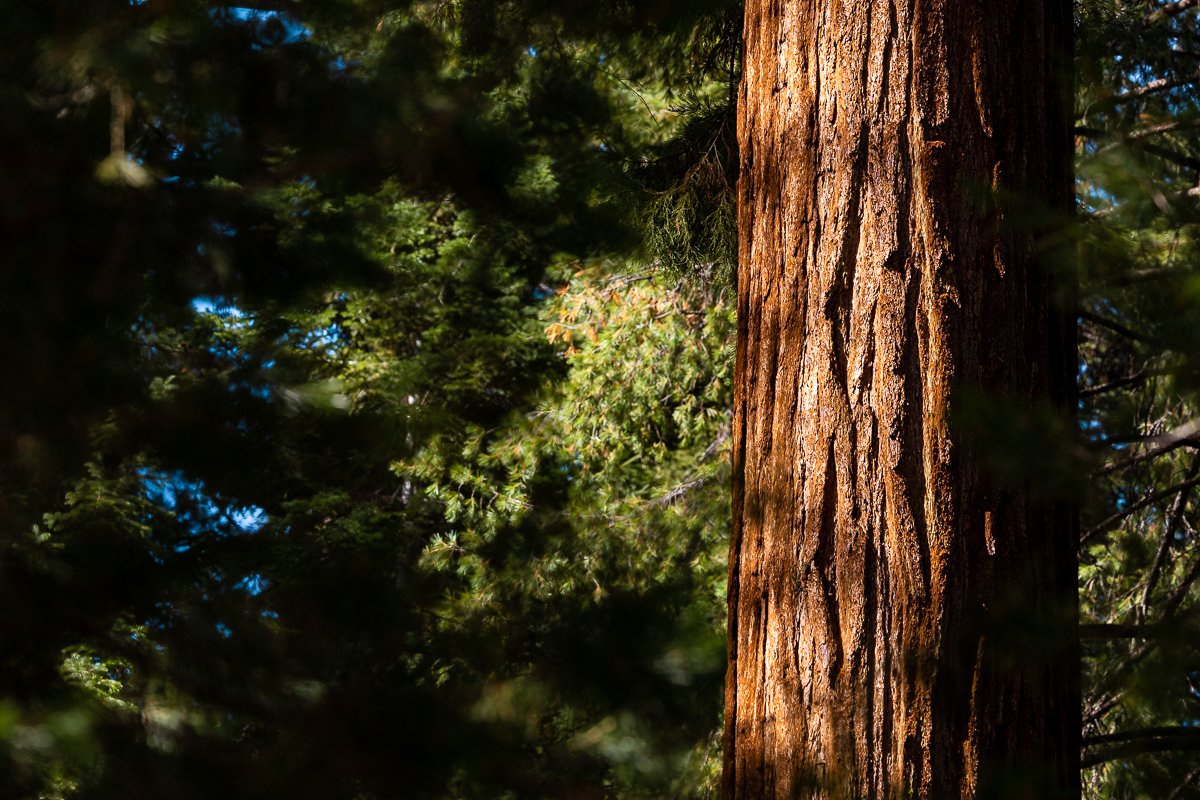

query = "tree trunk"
[{"left": 723, "top": 2, "right": 1078, "bottom": 798}]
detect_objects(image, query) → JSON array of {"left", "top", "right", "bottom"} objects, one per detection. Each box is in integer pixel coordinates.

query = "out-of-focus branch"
[
  {"left": 1081, "top": 474, "right": 1200, "bottom": 546},
  {"left": 1079, "top": 622, "right": 1166, "bottom": 639},
  {"left": 1083, "top": 726, "right": 1200, "bottom": 768},
  {"left": 1146, "top": 0, "right": 1200, "bottom": 25},
  {"left": 1094, "top": 418, "right": 1200, "bottom": 478},
  {"left": 1079, "top": 369, "right": 1151, "bottom": 399},
  {"left": 1141, "top": 455, "right": 1200, "bottom": 612},
  {"left": 1080, "top": 310, "right": 1157, "bottom": 345}
]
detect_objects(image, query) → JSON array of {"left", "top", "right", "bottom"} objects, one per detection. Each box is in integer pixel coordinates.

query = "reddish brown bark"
[{"left": 724, "top": 2, "right": 1078, "bottom": 798}]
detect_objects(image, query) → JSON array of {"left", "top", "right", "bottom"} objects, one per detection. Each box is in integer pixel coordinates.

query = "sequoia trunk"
[{"left": 724, "top": 2, "right": 1078, "bottom": 797}]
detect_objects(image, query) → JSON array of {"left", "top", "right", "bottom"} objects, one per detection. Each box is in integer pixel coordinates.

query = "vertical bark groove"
[{"left": 724, "top": 2, "right": 1078, "bottom": 797}]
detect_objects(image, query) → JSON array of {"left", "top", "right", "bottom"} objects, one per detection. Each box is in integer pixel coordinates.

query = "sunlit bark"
[{"left": 724, "top": 2, "right": 1078, "bottom": 796}]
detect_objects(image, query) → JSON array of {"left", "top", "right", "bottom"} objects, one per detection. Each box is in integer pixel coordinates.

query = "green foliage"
[
  {"left": 637, "top": 97, "right": 738, "bottom": 292},
  {"left": 0, "top": 1, "right": 739, "bottom": 797},
  {"left": 407, "top": 267, "right": 733, "bottom": 797},
  {"left": 1076, "top": 1, "right": 1200, "bottom": 795}
]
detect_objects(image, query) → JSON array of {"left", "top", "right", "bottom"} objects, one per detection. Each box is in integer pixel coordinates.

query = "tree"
[
  {"left": 724, "top": 3, "right": 1078, "bottom": 797},
  {"left": 1074, "top": 3, "right": 1200, "bottom": 794},
  {"left": 0, "top": 1, "right": 743, "bottom": 796}
]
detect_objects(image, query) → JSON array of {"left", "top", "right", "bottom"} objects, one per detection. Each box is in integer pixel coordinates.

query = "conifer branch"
[
  {"left": 1079, "top": 622, "right": 1165, "bottom": 639},
  {"left": 1080, "top": 310, "right": 1156, "bottom": 345},
  {"left": 1140, "top": 455, "right": 1200, "bottom": 612},
  {"left": 1093, "top": 418, "right": 1200, "bottom": 478},
  {"left": 1083, "top": 726, "right": 1200, "bottom": 768},
  {"left": 1146, "top": 0, "right": 1200, "bottom": 25},
  {"left": 1081, "top": 474, "right": 1200, "bottom": 546},
  {"left": 1079, "top": 369, "right": 1150, "bottom": 399}
]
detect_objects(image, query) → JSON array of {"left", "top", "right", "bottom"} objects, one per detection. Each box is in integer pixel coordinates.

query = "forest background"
[{"left": 2, "top": 0, "right": 1200, "bottom": 797}]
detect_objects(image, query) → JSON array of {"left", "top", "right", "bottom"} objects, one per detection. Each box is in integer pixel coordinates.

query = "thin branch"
[
  {"left": 1083, "top": 727, "right": 1200, "bottom": 768},
  {"left": 1079, "top": 124, "right": 1200, "bottom": 171},
  {"left": 1110, "top": 77, "right": 1191, "bottom": 105},
  {"left": 603, "top": 273, "right": 654, "bottom": 291},
  {"left": 1079, "top": 309, "right": 1157, "bottom": 345},
  {"left": 702, "top": 416, "right": 731, "bottom": 459},
  {"left": 1096, "top": 267, "right": 1194, "bottom": 290},
  {"left": 1163, "top": 539, "right": 1200, "bottom": 617},
  {"left": 1086, "top": 726, "right": 1200, "bottom": 747},
  {"left": 1093, "top": 418, "right": 1200, "bottom": 478},
  {"left": 1140, "top": 141, "right": 1200, "bottom": 171},
  {"left": 1127, "top": 118, "right": 1200, "bottom": 141},
  {"left": 1168, "top": 766, "right": 1200, "bottom": 800},
  {"left": 1079, "top": 370, "right": 1150, "bottom": 399},
  {"left": 1085, "top": 605, "right": 1200, "bottom": 724},
  {"left": 1085, "top": 692, "right": 1123, "bottom": 727},
  {"left": 1141, "top": 454, "right": 1200, "bottom": 612},
  {"left": 1080, "top": 79, "right": 1193, "bottom": 121},
  {"left": 1082, "top": 474, "right": 1200, "bottom": 546},
  {"left": 1147, "top": 0, "right": 1200, "bottom": 25},
  {"left": 110, "top": 84, "right": 131, "bottom": 155},
  {"left": 654, "top": 419, "right": 730, "bottom": 506},
  {"left": 655, "top": 475, "right": 713, "bottom": 507},
  {"left": 1079, "top": 622, "right": 1166, "bottom": 639}
]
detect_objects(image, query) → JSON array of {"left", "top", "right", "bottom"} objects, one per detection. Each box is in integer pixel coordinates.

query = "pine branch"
[
  {"left": 1168, "top": 766, "right": 1200, "bottom": 800},
  {"left": 1111, "top": 77, "right": 1191, "bottom": 104},
  {"left": 1084, "top": 692, "right": 1123, "bottom": 727},
  {"left": 1081, "top": 78, "right": 1193, "bottom": 120},
  {"left": 1096, "top": 267, "right": 1194, "bottom": 290},
  {"left": 1077, "top": 126, "right": 1200, "bottom": 170},
  {"left": 1141, "top": 454, "right": 1200, "bottom": 612},
  {"left": 1140, "top": 141, "right": 1200, "bottom": 171},
  {"left": 1083, "top": 726, "right": 1200, "bottom": 768},
  {"left": 1080, "top": 474, "right": 1200, "bottom": 546},
  {"left": 655, "top": 474, "right": 712, "bottom": 506},
  {"left": 1162, "top": 537, "right": 1200, "bottom": 616},
  {"left": 1146, "top": 0, "right": 1200, "bottom": 25},
  {"left": 1079, "top": 622, "right": 1166, "bottom": 639},
  {"left": 1127, "top": 119, "right": 1200, "bottom": 140},
  {"left": 1093, "top": 418, "right": 1200, "bottom": 478},
  {"left": 1079, "top": 369, "right": 1151, "bottom": 399},
  {"left": 1079, "top": 310, "right": 1157, "bottom": 345},
  {"left": 1086, "top": 726, "right": 1200, "bottom": 747}
]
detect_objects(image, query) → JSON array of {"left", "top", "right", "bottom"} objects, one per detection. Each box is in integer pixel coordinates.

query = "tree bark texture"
[{"left": 724, "top": 2, "right": 1078, "bottom": 798}]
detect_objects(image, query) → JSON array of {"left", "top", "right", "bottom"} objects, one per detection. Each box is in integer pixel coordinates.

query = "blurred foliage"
[
  {"left": 0, "top": 0, "right": 740, "bottom": 797},
  {"left": 1077, "top": 1, "right": 1200, "bottom": 796}
]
